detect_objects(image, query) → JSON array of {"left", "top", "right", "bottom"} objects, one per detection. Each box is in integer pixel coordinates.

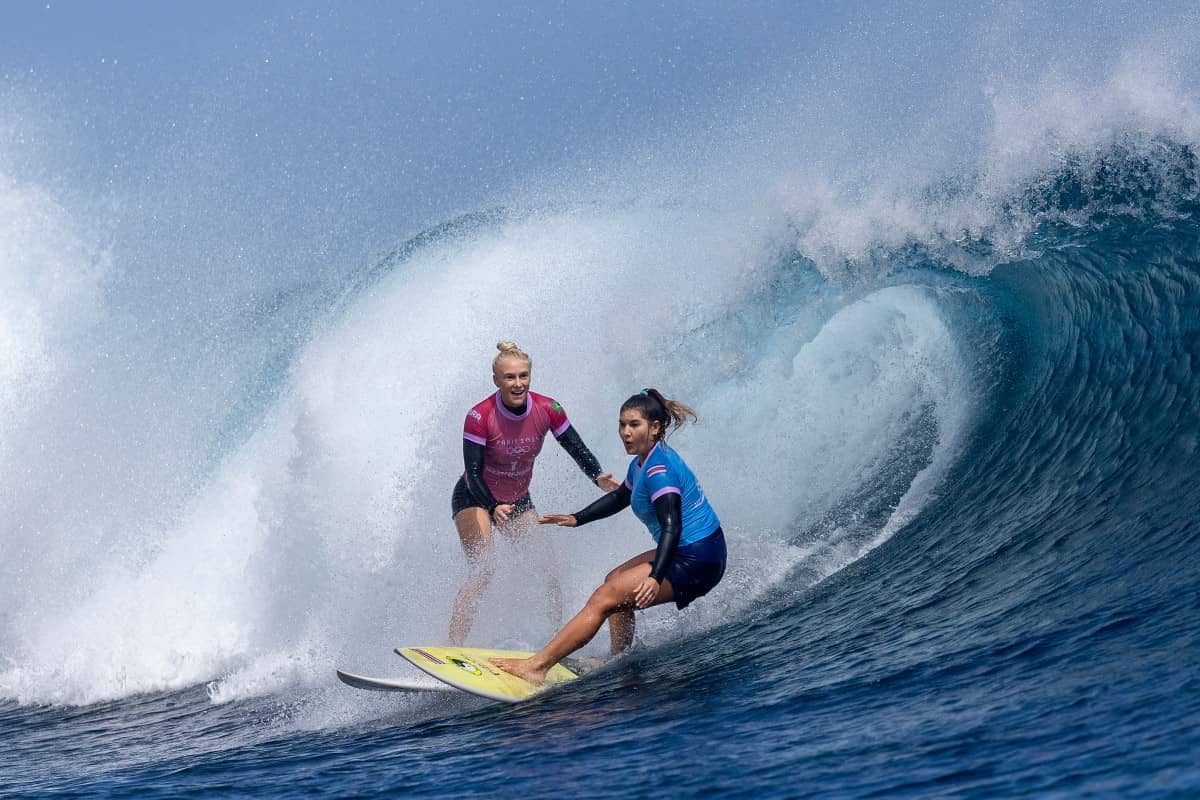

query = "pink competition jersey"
[{"left": 462, "top": 390, "right": 572, "bottom": 502}]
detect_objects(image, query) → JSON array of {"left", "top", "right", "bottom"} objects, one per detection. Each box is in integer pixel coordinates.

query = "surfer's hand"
[
  {"left": 539, "top": 514, "right": 577, "bottom": 527},
  {"left": 634, "top": 576, "right": 660, "bottom": 609},
  {"left": 493, "top": 503, "right": 515, "bottom": 523},
  {"left": 596, "top": 473, "right": 620, "bottom": 492}
]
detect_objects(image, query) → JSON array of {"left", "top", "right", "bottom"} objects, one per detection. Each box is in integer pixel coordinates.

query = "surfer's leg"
[
  {"left": 500, "top": 507, "right": 564, "bottom": 630},
  {"left": 602, "top": 550, "right": 653, "bottom": 654},
  {"left": 608, "top": 609, "right": 634, "bottom": 654},
  {"left": 449, "top": 507, "right": 496, "bottom": 646},
  {"left": 493, "top": 549, "right": 675, "bottom": 684},
  {"left": 542, "top": 532, "right": 565, "bottom": 630}
]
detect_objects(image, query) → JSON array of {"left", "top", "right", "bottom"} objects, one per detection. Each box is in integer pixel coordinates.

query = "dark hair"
[{"left": 620, "top": 388, "right": 697, "bottom": 442}]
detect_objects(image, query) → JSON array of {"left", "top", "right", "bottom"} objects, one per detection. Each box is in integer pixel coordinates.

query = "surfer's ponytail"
[
  {"left": 492, "top": 341, "right": 532, "bottom": 372},
  {"left": 621, "top": 388, "right": 696, "bottom": 442}
]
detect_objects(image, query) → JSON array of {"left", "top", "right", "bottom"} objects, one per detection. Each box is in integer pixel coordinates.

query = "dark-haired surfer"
[{"left": 492, "top": 388, "right": 726, "bottom": 684}]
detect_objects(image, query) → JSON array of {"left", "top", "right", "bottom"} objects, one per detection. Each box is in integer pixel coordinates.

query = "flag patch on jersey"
[{"left": 646, "top": 465, "right": 668, "bottom": 478}]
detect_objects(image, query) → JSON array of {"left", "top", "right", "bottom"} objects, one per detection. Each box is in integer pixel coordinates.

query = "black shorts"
[
  {"left": 663, "top": 528, "right": 727, "bottom": 609},
  {"left": 450, "top": 476, "right": 534, "bottom": 520}
]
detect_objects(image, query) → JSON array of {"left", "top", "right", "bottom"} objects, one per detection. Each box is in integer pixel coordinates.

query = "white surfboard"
[{"left": 336, "top": 668, "right": 455, "bottom": 693}]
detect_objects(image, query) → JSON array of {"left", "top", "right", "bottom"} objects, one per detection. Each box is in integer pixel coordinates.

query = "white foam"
[
  {"left": 0, "top": 176, "right": 107, "bottom": 449},
  {"left": 0, "top": 196, "right": 972, "bottom": 706}
]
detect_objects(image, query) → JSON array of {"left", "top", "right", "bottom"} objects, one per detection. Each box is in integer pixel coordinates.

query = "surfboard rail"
[
  {"left": 335, "top": 669, "right": 455, "bottom": 693},
  {"left": 395, "top": 645, "right": 588, "bottom": 703}
]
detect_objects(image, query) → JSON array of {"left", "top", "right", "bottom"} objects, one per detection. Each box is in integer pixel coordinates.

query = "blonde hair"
[
  {"left": 492, "top": 341, "right": 532, "bottom": 373},
  {"left": 621, "top": 388, "right": 697, "bottom": 442}
]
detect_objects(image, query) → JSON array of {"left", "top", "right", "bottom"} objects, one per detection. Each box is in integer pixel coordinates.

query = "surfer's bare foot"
[{"left": 490, "top": 657, "right": 548, "bottom": 685}]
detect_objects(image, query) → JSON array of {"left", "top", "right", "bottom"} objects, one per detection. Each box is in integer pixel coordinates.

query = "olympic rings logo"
[{"left": 505, "top": 445, "right": 533, "bottom": 455}]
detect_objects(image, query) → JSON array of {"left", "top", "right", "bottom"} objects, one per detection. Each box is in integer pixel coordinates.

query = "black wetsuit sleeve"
[
  {"left": 555, "top": 424, "right": 604, "bottom": 484},
  {"left": 571, "top": 483, "right": 632, "bottom": 527},
  {"left": 648, "top": 492, "right": 683, "bottom": 583},
  {"left": 463, "top": 439, "right": 500, "bottom": 514}
]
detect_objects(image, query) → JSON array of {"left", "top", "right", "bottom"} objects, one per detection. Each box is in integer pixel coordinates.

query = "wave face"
[{"left": 3, "top": 5, "right": 1200, "bottom": 798}]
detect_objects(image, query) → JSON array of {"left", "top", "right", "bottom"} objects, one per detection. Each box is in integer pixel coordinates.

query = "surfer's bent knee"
[
  {"left": 586, "top": 581, "right": 628, "bottom": 615},
  {"left": 462, "top": 545, "right": 497, "bottom": 580}
]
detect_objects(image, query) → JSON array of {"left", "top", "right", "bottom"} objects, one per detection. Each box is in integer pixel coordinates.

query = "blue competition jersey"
[{"left": 625, "top": 442, "right": 721, "bottom": 546}]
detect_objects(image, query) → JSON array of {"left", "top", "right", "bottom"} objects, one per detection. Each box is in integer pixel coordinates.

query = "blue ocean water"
[{"left": 3, "top": 4, "right": 1200, "bottom": 798}]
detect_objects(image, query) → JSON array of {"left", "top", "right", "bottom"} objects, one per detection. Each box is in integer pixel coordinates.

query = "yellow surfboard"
[{"left": 395, "top": 646, "right": 588, "bottom": 703}]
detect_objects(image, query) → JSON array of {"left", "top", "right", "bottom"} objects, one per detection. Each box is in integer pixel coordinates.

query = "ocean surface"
[{"left": 2, "top": 4, "right": 1200, "bottom": 798}]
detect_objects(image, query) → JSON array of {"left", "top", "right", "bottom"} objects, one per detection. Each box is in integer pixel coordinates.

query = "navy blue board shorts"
[{"left": 660, "top": 528, "right": 727, "bottom": 609}]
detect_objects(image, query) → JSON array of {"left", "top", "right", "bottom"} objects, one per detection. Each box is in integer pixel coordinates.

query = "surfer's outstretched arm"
[
  {"left": 569, "top": 483, "right": 632, "bottom": 525},
  {"left": 555, "top": 425, "right": 606, "bottom": 485}
]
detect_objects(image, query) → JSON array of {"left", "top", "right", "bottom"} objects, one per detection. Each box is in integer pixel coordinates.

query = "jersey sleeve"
[
  {"left": 642, "top": 461, "right": 682, "bottom": 502},
  {"left": 463, "top": 405, "right": 488, "bottom": 446},
  {"left": 543, "top": 396, "right": 572, "bottom": 438}
]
